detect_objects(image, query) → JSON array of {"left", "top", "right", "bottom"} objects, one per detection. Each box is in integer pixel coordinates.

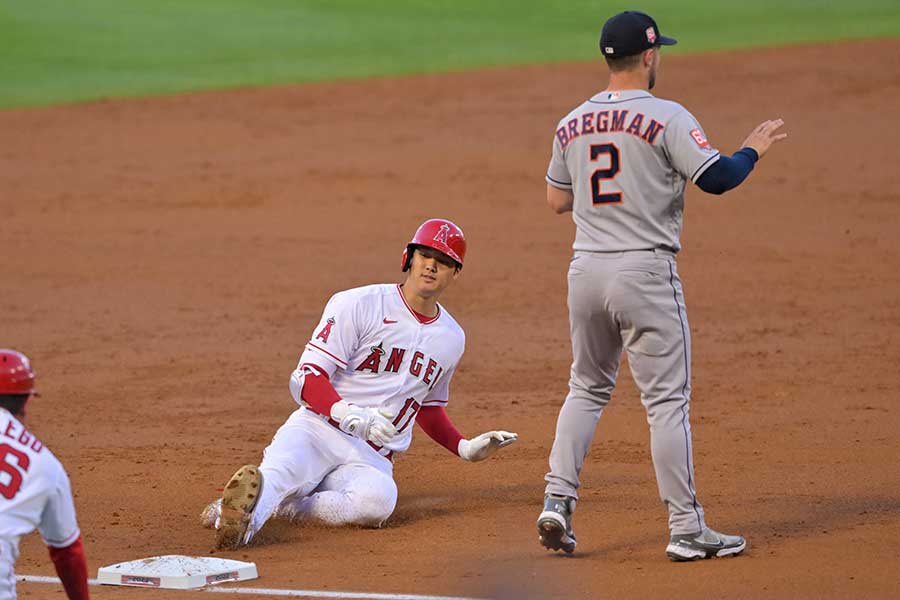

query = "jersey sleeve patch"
[
  {"left": 305, "top": 290, "right": 366, "bottom": 369},
  {"left": 314, "top": 317, "right": 336, "bottom": 343},
  {"left": 663, "top": 110, "right": 720, "bottom": 182},
  {"left": 690, "top": 128, "right": 711, "bottom": 149}
]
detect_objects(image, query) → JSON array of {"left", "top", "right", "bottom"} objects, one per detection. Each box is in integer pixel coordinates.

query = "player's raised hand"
[
  {"left": 741, "top": 118, "right": 787, "bottom": 158},
  {"left": 458, "top": 431, "right": 518, "bottom": 462}
]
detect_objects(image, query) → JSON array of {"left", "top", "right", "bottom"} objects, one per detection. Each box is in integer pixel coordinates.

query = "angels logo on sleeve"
[{"left": 315, "top": 317, "right": 335, "bottom": 343}]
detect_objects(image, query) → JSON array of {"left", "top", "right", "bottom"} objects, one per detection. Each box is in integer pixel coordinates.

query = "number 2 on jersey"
[{"left": 590, "top": 143, "right": 622, "bottom": 204}]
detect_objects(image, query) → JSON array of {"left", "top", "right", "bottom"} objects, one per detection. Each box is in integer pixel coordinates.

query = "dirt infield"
[{"left": 4, "top": 38, "right": 899, "bottom": 599}]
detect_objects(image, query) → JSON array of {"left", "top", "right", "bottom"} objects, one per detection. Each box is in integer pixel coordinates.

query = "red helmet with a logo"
[
  {"left": 401, "top": 219, "right": 467, "bottom": 272},
  {"left": 0, "top": 349, "right": 39, "bottom": 396}
]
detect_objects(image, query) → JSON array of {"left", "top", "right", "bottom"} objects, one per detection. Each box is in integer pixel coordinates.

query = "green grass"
[{"left": 2, "top": 0, "right": 899, "bottom": 109}]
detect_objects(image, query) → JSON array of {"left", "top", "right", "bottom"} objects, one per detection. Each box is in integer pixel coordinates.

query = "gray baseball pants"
[{"left": 544, "top": 249, "right": 706, "bottom": 535}]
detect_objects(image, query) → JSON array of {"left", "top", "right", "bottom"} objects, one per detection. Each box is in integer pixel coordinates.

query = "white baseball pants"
[
  {"left": 246, "top": 407, "right": 397, "bottom": 542},
  {"left": 0, "top": 538, "right": 18, "bottom": 600}
]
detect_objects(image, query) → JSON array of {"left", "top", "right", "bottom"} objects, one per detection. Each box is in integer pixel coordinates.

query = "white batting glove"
[
  {"left": 330, "top": 401, "right": 397, "bottom": 446},
  {"left": 458, "top": 431, "right": 518, "bottom": 462}
]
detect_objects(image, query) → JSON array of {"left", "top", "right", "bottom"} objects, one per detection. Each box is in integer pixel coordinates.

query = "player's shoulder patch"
[
  {"left": 315, "top": 316, "right": 336, "bottom": 343},
  {"left": 689, "top": 128, "right": 712, "bottom": 149}
]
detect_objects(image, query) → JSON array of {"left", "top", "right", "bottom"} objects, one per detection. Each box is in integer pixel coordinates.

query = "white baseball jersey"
[
  {"left": 290, "top": 283, "right": 465, "bottom": 455},
  {"left": 0, "top": 408, "right": 80, "bottom": 596},
  {"left": 546, "top": 89, "right": 720, "bottom": 253}
]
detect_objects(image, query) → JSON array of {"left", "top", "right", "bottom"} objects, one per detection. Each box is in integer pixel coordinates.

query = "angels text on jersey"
[{"left": 296, "top": 284, "right": 465, "bottom": 453}]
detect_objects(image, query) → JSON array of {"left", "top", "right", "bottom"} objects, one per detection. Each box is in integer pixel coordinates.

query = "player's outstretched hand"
[
  {"left": 741, "top": 118, "right": 787, "bottom": 158},
  {"left": 332, "top": 401, "right": 398, "bottom": 446},
  {"left": 458, "top": 431, "right": 518, "bottom": 462}
]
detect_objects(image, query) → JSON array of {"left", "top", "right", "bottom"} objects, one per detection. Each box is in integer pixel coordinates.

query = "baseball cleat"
[
  {"left": 215, "top": 465, "right": 262, "bottom": 550},
  {"left": 666, "top": 527, "right": 747, "bottom": 561},
  {"left": 537, "top": 493, "right": 577, "bottom": 554}
]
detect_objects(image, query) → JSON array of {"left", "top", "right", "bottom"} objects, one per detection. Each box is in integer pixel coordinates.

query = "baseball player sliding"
[
  {"left": 0, "top": 350, "right": 90, "bottom": 599},
  {"left": 537, "top": 11, "right": 786, "bottom": 560},
  {"left": 203, "top": 219, "right": 517, "bottom": 548}
]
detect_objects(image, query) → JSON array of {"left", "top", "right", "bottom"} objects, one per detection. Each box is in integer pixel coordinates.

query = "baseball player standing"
[
  {"left": 536, "top": 11, "right": 786, "bottom": 560},
  {"left": 0, "top": 350, "right": 90, "bottom": 599},
  {"left": 203, "top": 219, "right": 517, "bottom": 549}
]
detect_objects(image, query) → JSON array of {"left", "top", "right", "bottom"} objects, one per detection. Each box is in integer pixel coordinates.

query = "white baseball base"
[{"left": 97, "top": 555, "right": 258, "bottom": 589}]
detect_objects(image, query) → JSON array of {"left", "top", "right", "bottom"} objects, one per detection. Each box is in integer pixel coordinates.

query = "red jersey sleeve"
[
  {"left": 300, "top": 370, "right": 343, "bottom": 416},
  {"left": 48, "top": 536, "right": 90, "bottom": 600},
  {"left": 416, "top": 405, "right": 464, "bottom": 456}
]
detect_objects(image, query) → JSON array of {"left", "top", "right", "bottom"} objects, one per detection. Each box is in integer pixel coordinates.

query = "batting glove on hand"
[
  {"left": 458, "top": 431, "right": 518, "bottom": 462},
  {"left": 331, "top": 401, "right": 397, "bottom": 446}
]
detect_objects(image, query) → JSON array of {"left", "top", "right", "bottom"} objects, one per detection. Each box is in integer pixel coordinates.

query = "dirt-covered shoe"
[
  {"left": 666, "top": 527, "right": 747, "bottom": 561},
  {"left": 200, "top": 499, "right": 221, "bottom": 529},
  {"left": 214, "top": 465, "right": 262, "bottom": 550},
  {"left": 537, "top": 493, "right": 577, "bottom": 554}
]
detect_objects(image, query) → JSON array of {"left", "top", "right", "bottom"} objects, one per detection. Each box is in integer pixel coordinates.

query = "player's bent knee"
[{"left": 348, "top": 488, "right": 397, "bottom": 527}]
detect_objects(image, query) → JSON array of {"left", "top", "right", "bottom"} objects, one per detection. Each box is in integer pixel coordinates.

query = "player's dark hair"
[
  {"left": 410, "top": 244, "right": 461, "bottom": 272},
  {"left": 0, "top": 394, "right": 28, "bottom": 417},
  {"left": 605, "top": 53, "right": 643, "bottom": 72},
  {"left": 604, "top": 45, "right": 658, "bottom": 72}
]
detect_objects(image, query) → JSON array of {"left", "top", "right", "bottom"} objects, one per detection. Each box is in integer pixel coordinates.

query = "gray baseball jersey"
[
  {"left": 546, "top": 90, "right": 720, "bottom": 253},
  {"left": 542, "top": 88, "right": 723, "bottom": 537}
]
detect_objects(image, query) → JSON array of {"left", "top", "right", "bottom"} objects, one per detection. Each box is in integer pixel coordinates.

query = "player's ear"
[{"left": 643, "top": 48, "right": 655, "bottom": 68}]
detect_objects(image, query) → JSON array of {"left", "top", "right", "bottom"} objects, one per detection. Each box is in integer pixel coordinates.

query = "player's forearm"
[
  {"left": 300, "top": 370, "right": 343, "bottom": 416},
  {"left": 547, "top": 184, "right": 574, "bottom": 213},
  {"left": 48, "top": 536, "right": 90, "bottom": 600},
  {"left": 415, "top": 405, "right": 464, "bottom": 455},
  {"left": 695, "top": 148, "right": 758, "bottom": 195}
]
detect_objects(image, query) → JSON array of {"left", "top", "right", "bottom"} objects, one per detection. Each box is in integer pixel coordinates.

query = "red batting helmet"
[
  {"left": 401, "top": 219, "right": 466, "bottom": 272},
  {"left": 0, "top": 349, "right": 39, "bottom": 396}
]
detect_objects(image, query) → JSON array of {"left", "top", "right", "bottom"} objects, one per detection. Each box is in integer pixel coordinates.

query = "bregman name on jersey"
[
  {"left": 555, "top": 109, "right": 665, "bottom": 151},
  {"left": 546, "top": 90, "right": 721, "bottom": 253}
]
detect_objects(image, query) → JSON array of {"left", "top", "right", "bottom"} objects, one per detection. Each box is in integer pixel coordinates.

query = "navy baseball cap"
[{"left": 599, "top": 11, "right": 677, "bottom": 57}]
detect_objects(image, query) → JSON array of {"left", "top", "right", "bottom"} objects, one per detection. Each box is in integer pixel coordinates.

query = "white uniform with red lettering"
[
  {"left": 0, "top": 409, "right": 81, "bottom": 599},
  {"left": 244, "top": 283, "right": 464, "bottom": 539}
]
